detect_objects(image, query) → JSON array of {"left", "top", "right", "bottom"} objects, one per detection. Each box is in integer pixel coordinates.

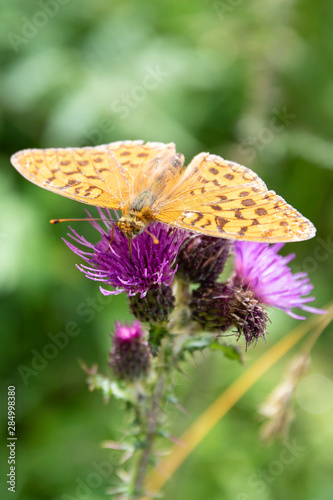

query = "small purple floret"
[
  {"left": 233, "top": 242, "right": 326, "bottom": 320},
  {"left": 114, "top": 321, "right": 143, "bottom": 342}
]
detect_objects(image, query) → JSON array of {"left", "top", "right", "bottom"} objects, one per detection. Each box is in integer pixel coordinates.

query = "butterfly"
[{"left": 11, "top": 140, "right": 315, "bottom": 243}]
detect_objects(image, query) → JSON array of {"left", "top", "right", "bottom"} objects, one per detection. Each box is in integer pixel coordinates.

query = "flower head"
[
  {"left": 190, "top": 283, "right": 234, "bottom": 332},
  {"left": 229, "top": 287, "right": 269, "bottom": 347},
  {"left": 190, "top": 283, "right": 268, "bottom": 348},
  {"left": 64, "top": 209, "right": 185, "bottom": 298},
  {"left": 109, "top": 321, "right": 151, "bottom": 381},
  {"left": 176, "top": 235, "right": 231, "bottom": 284},
  {"left": 233, "top": 242, "right": 326, "bottom": 320}
]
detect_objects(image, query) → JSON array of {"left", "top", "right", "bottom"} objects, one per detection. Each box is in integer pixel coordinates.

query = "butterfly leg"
[
  {"left": 128, "top": 237, "right": 133, "bottom": 263},
  {"left": 107, "top": 223, "right": 115, "bottom": 252}
]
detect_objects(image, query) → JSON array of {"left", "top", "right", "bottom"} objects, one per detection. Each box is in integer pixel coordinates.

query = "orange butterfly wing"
[
  {"left": 11, "top": 141, "right": 315, "bottom": 242},
  {"left": 10, "top": 141, "right": 177, "bottom": 210},
  {"left": 155, "top": 153, "right": 316, "bottom": 242}
]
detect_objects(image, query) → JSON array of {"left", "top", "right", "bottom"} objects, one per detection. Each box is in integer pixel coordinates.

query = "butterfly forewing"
[
  {"left": 11, "top": 147, "right": 126, "bottom": 209},
  {"left": 10, "top": 141, "right": 176, "bottom": 210},
  {"left": 155, "top": 153, "right": 316, "bottom": 242}
]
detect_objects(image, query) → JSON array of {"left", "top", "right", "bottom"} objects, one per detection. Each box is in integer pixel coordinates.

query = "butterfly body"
[
  {"left": 10, "top": 140, "right": 316, "bottom": 242},
  {"left": 118, "top": 153, "right": 189, "bottom": 239},
  {"left": 118, "top": 201, "right": 155, "bottom": 239}
]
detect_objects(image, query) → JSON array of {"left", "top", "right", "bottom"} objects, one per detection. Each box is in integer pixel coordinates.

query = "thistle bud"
[
  {"left": 190, "top": 283, "right": 234, "bottom": 331},
  {"left": 176, "top": 235, "right": 231, "bottom": 284},
  {"left": 230, "top": 287, "right": 269, "bottom": 348},
  {"left": 190, "top": 283, "right": 268, "bottom": 348},
  {"left": 129, "top": 285, "right": 175, "bottom": 323},
  {"left": 109, "top": 321, "right": 151, "bottom": 381}
]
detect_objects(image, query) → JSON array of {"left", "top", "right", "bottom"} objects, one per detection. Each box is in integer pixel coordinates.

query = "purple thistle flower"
[
  {"left": 233, "top": 242, "right": 326, "bottom": 320},
  {"left": 64, "top": 209, "right": 185, "bottom": 298}
]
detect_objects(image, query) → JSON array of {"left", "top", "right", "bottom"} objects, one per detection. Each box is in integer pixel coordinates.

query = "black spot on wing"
[
  {"left": 238, "top": 226, "right": 248, "bottom": 236},
  {"left": 215, "top": 216, "right": 228, "bottom": 232},
  {"left": 235, "top": 209, "right": 245, "bottom": 220},
  {"left": 190, "top": 213, "right": 204, "bottom": 226},
  {"left": 201, "top": 220, "right": 212, "bottom": 229},
  {"left": 255, "top": 208, "right": 267, "bottom": 215},
  {"left": 242, "top": 199, "right": 255, "bottom": 207}
]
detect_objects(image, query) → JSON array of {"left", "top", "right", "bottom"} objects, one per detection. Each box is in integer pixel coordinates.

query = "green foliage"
[
  {"left": 210, "top": 341, "right": 244, "bottom": 363},
  {"left": 183, "top": 335, "right": 243, "bottom": 364},
  {"left": 1, "top": 0, "right": 332, "bottom": 499}
]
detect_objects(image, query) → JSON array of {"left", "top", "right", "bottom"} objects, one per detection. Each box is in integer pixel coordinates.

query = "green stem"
[
  {"left": 130, "top": 348, "right": 167, "bottom": 499},
  {"left": 129, "top": 278, "right": 197, "bottom": 498},
  {"left": 169, "top": 277, "right": 198, "bottom": 354}
]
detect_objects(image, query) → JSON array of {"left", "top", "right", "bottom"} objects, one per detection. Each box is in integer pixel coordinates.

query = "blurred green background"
[{"left": 1, "top": 0, "right": 333, "bottom": 499}]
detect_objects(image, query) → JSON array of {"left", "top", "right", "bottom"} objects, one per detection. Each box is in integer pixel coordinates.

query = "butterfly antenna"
[
  {"left": 144, "top": 229, "right": 159, "bottom": 245},
  {"left": 50, "top": 218, "right": 109, "bottom": 224}
]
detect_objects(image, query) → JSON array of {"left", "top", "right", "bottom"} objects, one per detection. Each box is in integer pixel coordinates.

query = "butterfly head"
[{"left": 118, "top": 214, "right": 147, "bottom": 239}]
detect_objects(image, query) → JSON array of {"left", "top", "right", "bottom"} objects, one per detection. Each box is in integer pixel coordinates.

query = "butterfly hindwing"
[{"left": 103, "top": 140, "right": 178, "bottom": 199}]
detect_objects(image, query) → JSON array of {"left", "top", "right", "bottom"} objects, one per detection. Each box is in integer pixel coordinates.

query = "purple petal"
[{"left": 233, "top": 241, "right": 325, "bottom": 319}]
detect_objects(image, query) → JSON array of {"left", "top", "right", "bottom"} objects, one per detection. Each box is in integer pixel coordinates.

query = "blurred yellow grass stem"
[{"left": 144, "top": 304, "right": 333, "bottom": 498}]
